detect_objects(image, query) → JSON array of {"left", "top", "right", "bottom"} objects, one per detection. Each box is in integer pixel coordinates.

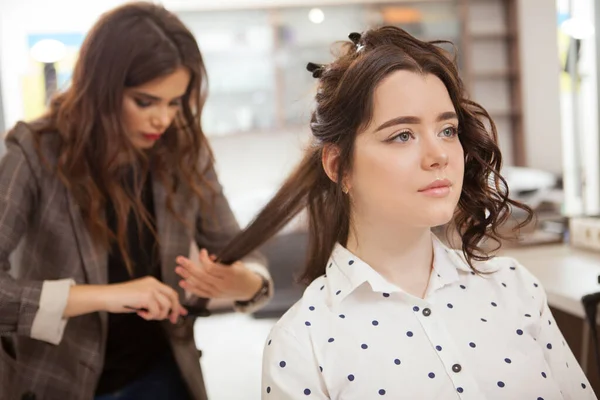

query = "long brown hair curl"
[
  {"left": 218, "top": 26, "right": 533, "bottom": 284},
  {"left": 31, "top": 2, "right": 214, "bottom": 273}
]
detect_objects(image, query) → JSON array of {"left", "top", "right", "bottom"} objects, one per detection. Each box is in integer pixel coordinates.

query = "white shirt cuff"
[{"left": 30, "top": 279, "right": 75, "bottom": 345}]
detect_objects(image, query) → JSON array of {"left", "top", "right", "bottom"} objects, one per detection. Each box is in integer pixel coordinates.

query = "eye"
[
  {"left": 390, "top": 131, "right": 413, "bottom": 143},
  {"left": 169, "top": 99, "right": 182, "bottom": 107},
  {"left": 440, "top": 127, "right": 458, "bottom": 138},
  {"left": 134, "top": 98, "right": 152, "bottom": 108}
]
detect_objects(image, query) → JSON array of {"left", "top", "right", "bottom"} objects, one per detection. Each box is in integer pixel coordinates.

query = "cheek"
[
  {"left": 351, "top": 142, "right": 417, "bottom": 201},
  {"left": 451, "top": 143, "right": 465, "bottom": 188},
  {"left": 122, "top": 100, "right": 144, "bottom": 131}
]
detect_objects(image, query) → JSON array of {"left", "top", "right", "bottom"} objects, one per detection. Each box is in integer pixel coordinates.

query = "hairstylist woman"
[{"left": 0, "top": 3, "right": 272, "bottom": 400}]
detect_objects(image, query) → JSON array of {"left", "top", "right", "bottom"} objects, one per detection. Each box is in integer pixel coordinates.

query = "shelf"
[{"left": 184, "top": 0, "right": 525, "bottom": 165}]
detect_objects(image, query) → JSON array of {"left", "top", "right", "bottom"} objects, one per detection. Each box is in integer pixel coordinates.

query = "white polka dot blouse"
[{"left": 262, "top": 235, "right": 596, "bottom": 399}]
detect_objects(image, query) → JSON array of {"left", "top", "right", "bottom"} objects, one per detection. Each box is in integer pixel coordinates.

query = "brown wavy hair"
[
  {"left": 216, "top": 26, "right": 533, "bottom": 284},
  {"left": 32, "top": 2, "right": 214, "bottom": 274}
]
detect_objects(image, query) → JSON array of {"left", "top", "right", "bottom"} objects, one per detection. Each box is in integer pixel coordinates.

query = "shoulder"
[
  {"left": 445, "top": 241, "right": 539, "bottom": 285},
  {"left": 5, "top": 120, "right": 61, "bottom": 172},
  {"left": 441, "top": 233, "right": 545, "bottom": 292},
  {"left": 477, "top": 255, "right": 546, "bottom": 305},
  {"left": 6, "top": 121, "right": 36, "bottom": 153},
  {"left": 269, "top": 276, "right": 329, "bottom": 344},
  {"left": 484, "top": 255, "right": 540, "bottom": 283}
]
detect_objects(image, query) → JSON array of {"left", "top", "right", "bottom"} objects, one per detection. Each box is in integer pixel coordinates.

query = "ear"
[{"left": 322, "top": 144, "right": 347, "bottom": 189}]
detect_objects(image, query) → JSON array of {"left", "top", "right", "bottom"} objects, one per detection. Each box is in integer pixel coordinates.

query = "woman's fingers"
[
  {"left": 175, "top": 255, "right": 223, "bottom": 297},
  {"left": 138, "top": 297, "right": 160, "bottom": 321},
  {"left": 155, "top": 280, "right": 187, "bottom": 323},
  {"left": 179, "top": 273, "right": 219, "bottom": 297}
]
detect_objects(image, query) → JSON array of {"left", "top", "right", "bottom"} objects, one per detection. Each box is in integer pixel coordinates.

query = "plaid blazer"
[{"left": 0, "top": 122, "right": 266, "bottom": 400}]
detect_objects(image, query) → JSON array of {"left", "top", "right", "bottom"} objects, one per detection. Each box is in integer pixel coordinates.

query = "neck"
[{"left": 346, "top": 216, "right": 434, "bottom": 297}]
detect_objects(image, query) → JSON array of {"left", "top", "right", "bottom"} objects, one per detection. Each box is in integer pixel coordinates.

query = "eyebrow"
[
  {"left": 133, "top": 91, "right": 184, "bottom": 102},
  {"left": 374, "top": 111, "right": 458, "bottom": 132}
]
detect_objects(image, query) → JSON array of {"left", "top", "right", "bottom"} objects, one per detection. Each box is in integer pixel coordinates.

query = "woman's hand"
[
  {"left": 175, "top": 249, "right": 263, "bottom": 301},
  {"left": 100, "top": 276, "right": 188, "bottom": 323}
]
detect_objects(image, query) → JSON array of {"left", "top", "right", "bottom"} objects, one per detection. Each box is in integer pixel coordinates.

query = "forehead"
[
  {"left": 130, "top": 66, "right": 190, "bottom": 97},
  {"left": 371, "top": 71, "right": 455, "bottom": 123}
]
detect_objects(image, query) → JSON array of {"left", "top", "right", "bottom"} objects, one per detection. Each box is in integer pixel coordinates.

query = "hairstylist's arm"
[
  {"left": 0, "top": 135, "right": 71, "bottom": 345},
  {"left": 0, "top": 133, "right": 186, "bottom": 346},
  {"left": 63, "top": 276, "right": 188, "bottom": 323},
  {"left": 175, "top": 249, "right": 262, "bottom": 301},
  {"left": 183, "top": 150, "right": 273, "bottom": 311}
]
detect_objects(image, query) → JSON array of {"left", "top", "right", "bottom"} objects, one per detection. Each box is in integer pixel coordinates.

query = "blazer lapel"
[
  {"left": 65, "top": 188, "right": 108, "bottom": 339},
  {"left": 152, "top": 174, "right": 186, "bottom": 300},
  {"left": 66, "top": 189, "right": 108, "bottom": 286}
]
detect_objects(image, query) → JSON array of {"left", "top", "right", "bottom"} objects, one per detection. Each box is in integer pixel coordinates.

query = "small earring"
[{"left": 341, "top": 185, "right": 349, "bottom": 194}]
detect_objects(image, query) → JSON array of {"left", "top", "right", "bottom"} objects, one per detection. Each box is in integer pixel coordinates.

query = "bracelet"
[{"left": 235, "top": 274, "right": 270, "bottom": 307}]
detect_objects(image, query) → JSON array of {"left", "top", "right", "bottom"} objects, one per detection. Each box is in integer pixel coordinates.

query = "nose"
[
  {"left": 421, "top": 139, "right": 449, "bottom": 171},
  {"left": 151, "top": 107, "right": 172, "bottom": 131}
]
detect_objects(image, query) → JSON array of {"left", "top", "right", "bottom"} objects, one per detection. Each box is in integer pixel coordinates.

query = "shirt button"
[
  {"left": 452, "top": 364, "right": 462, "bottom": 373},
  {"left": 422, "top": 308, "right": 432, "bottom": 317}
]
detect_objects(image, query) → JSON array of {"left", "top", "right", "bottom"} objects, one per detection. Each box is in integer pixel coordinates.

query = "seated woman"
[{"left": 178, "top": 26, "right": 595, "bottom": 399}]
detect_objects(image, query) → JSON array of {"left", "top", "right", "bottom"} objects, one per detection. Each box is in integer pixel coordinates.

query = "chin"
[
  {"left": 425, "top": 217, "right": 454, "bottom": 229},
  {"left": 134, "top": 141, "right": 156, "bottom": 150},
  {"left": 421, "top": 206, "right": 456, "bottom": 228}
]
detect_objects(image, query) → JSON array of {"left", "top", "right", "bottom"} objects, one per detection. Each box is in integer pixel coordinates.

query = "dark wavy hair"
[
  {"left": 30, "top": 2, "right": 214, "bottom": 274},
  {"left": 216, "top": 26, "right": 533, "bottom": 284}
]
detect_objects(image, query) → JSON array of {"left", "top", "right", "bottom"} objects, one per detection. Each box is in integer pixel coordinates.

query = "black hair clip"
[
  {"left": 306, "top": 62, "right": 325, "bottom": 78},
  {"left": 349, "top": 32, "right": 365, "bottom": 52},
  {"left": 348, "top": 32, "right": 361, "bottom": 45}
]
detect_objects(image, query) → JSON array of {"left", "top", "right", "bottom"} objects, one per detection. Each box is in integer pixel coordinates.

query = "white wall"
[{"left": 517, "top": 0, "right": 563, "bottom": 174}]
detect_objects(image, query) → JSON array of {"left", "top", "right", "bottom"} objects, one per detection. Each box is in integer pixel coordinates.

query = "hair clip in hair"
[
  {"left": 348, "top": 32, "right": 361, "bottom": 44},
  {"left": 306, "top": 62, "right": 325, "bottom": 79},
  {"left": 348, "top": 32, "right": 364, "bottom": 52}
]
